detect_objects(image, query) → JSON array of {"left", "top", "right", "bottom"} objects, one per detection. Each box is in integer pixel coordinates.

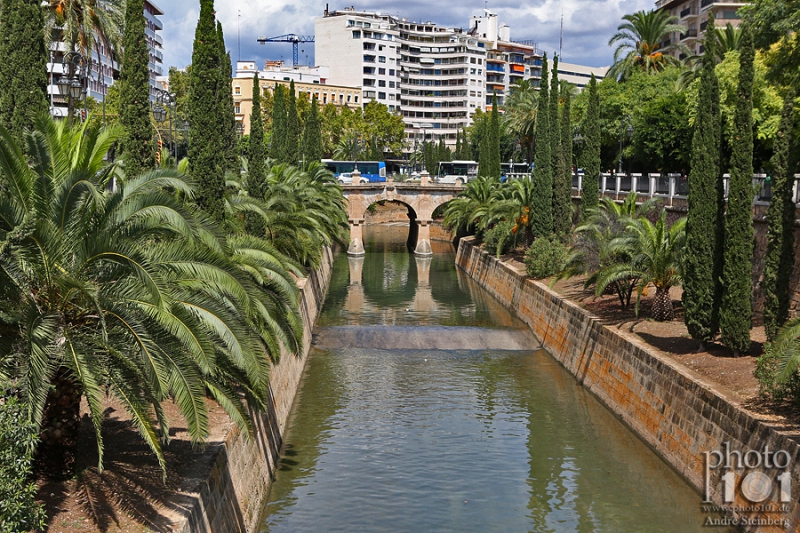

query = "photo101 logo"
[{"left": 702, "top": 442, "right": 795, "bottom": 529}]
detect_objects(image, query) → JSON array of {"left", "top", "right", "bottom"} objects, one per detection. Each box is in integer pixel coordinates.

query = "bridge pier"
[
  {"left": 413, "top": 219, "right": 433, "bottom": 256},
  {"left": 347, "top": 218, "right": 366, "bottom": 255}
]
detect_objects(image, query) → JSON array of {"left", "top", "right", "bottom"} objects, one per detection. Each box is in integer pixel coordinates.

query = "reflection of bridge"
[{"left": 341, "top": 182, "right": 463, "bottom": 256}]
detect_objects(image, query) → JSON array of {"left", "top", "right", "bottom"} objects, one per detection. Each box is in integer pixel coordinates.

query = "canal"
[{"left": 258, "top": 225, "right": 722, "bottom": 532}]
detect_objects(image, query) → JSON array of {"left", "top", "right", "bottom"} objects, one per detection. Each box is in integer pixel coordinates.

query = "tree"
[
  {"left": 270, "top": 84, "right": 287, "bottom": 162},
  {"left": 554, "top": 82, "right": 573, "bottom": 236},
  {"left": 286, "top": 80, "right": 300, "bottom": 165},
  {"left": 487, "top": 93, "right": 502, "bottom": 177},
  {"left": 218, "top": 23, "right": 239, "bottom": 174},
  {"left": 443, "top": 175, "right": 501, "bottom": 237},
  {"left": 504, "top": 79, "right": 539, "bottom": 163},
  {"left": 300, "top": 94, "right": 323, "bottom": 166},
  {"left": 742, "top": 0, "right": 800, "bottom": 86},
  {"left": 362, "top": 101, "right": 406, "bottom": 156},
  {"left": 720, "top": 27, "right": 756, "bottom": 355},
  {"left": 119, "top": 0, "right": 155, "bottom": 178},
  {"left": 188, "top": 0, "right": 225, "bottom": 219},
  {"left": 580, "top": 75, "right": 601, "bottom": 218},
  {"left": 0, "top": 117, "right": 302, "bottom": 479},
  {"left": 531, "top": 54, "right": 553, "bottom": 238},
  {"left": 594, "top": 211, "right": 686, "bottom": 321},
  {"left": 549, "top": 57, "right": 564, "bottom": 235},
  {"left": 608, "top": 9, "right": 687, "bottom": 80},
  {"left": 683, "top": 15, "right": 723, "bottom": 346},
  {"left": 763, "top": 90, "right": 796, "bottom": 341},
  {"left": 247, "top": 72, "right": 266, "bottom": 197},
  {"left": 0, "top": 0, "right": 48, "bottom": 139}
]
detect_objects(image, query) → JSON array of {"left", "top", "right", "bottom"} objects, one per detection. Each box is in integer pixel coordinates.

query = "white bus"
[{"left": 436, "top": 160, "right": 479, "bottom": 185}]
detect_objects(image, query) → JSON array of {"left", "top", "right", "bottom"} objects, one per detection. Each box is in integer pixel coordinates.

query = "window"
[
  {"left": 379, "top": 68, "right": 386, "bottom": 75},
  {"left": 352, "top": 30, "right": 361, "bottom": 38},
  {"left": 389, "top": 69, "right": 395, "bottom": 76},
  {"left": 234, "top": 86, "right": 241, "bottom": 95},
  {"left": 389, "top": 105, "right": 395, "bottom": 111},
  {"left": 235, "top": 104, "right": 240, "bottom": 113},
  {"left": 389, "top": 81, "right": 395, "bottom": 88},
  {"left": 378, "top": 92, "right": 386, "bottom": 99},
  {"left": 379, "top": 80, "right": 386, "bottom": 87},
  {"left": 379, "top": 56, "right": 386, "bottom": 63},
  {"left": 355, "top": 95, "right": 359, "bottom": 103},
  {"left": 347, "top": 94, "right": 352, "bottom": 102}
]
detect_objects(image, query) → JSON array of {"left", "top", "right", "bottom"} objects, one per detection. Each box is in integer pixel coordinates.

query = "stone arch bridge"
[{"left": 341, "top": 182, "right": 463, "bottom": 256}]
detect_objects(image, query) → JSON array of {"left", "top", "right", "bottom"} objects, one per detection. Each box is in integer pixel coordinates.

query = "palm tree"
[
  {"left": 0, "top": 117, "right": 301, "bottom": 479},
  {"left": 608, "top": 9, "right": 688, "bottom": 80},
  {"left": 443, "top": 175, "right": 501, "bottom": 237},
  {"left": 488, "top": 178, "right": 537, "bottom": 246},
  {"left": 594, "top": 211, "right": 686, "bottom": 320},
  {"left": 678, "top": 23, "right": 741, "bottom": 89},
  {"left": 503, "top": 80, "right": 539, "bottom": 161}
]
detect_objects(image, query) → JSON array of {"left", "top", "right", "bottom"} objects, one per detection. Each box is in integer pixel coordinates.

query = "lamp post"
[
  {"left": 617, "top": 114, "right": 633, "bottom": 174},
  {"left": 153, "top": 88, "right": 176, "bottom": 161},
  {"left": 58, "top": 51, "right": 88, "bottom": 123}
]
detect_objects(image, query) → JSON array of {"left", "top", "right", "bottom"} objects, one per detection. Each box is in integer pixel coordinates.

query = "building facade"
[
  {"left": 48, "top": 0, "right": 165, "bottom": 118},
  {"left": 557, "top": 62, "right": 609, "bottom": 91},
  {"left": 231, "top": 69, "right": 362, "bottom": 134},
  {"left": 655, "top": 0, "right": 749, "bottom": 59}
]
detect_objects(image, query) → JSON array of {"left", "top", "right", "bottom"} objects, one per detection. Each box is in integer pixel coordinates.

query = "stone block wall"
[
  {"left": 457, "top": 238, "right": 800, "bottom": 532},
  {"left": 176, "top": 247, "right": 334, "bottom": 533}
]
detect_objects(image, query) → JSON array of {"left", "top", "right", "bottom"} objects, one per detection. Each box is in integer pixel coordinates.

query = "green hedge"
[{"left": 525, "top": 236, "right": 568, "bottom": 280}]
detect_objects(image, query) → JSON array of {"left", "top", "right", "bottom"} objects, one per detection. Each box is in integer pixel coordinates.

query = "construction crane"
[{"left": 256, "top": 34, "right": 315, "bottom": 67}]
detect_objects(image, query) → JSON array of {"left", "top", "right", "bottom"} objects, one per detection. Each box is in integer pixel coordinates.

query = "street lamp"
[
  {"left": 153, "top": 89, "right": 176, "bottom": 161},
  {"left": 617, "top": 114, "right": 633, "bottom": 174},
  {"left": 59, "top": 51, "right": 88, "bottom": 123}
]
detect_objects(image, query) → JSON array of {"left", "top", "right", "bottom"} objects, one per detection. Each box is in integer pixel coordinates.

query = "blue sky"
[{"left": 158, "top": 0, "right": 658, "bottom": 72}]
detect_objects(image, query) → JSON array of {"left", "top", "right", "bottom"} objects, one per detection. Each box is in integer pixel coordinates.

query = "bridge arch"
[{"left": 341, "top": 182, "right": 462, "bottom": 256}]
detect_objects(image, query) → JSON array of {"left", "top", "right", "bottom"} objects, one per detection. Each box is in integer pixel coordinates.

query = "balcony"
[
  {"left": 680, "top": 7, "right": 695, "bottom": 18},
  {"left": 679, "top": 29, "right": 698, "bottom": 41}
]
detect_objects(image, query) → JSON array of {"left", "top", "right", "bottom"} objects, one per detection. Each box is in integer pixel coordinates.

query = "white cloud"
[{"left": 160, "top": 0, "right": 656, "bottom": 71}]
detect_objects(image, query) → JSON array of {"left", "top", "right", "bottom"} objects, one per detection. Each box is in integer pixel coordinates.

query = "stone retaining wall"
[
  {"left": 176, "top": 247, "right": 334, "bottom": 533},
  {"left": 457, "top": 238, "right": 800, "bottom": 532}
]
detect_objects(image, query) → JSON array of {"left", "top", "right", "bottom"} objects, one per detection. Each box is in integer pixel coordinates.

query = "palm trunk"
[
  {"left": 651, "top": 286, "right": 674, "bottom": 321},
  {"left": 36, "top": 367, "right": 82, "bottom": 480}
]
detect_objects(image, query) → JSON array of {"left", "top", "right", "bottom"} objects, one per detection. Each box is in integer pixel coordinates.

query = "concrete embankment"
[
  {"left": 456, "top": 237, "right": 800, "bottom": 532},
  {"left": 176, "top": 247, "right": 334, "bottom": 533},
  {"left": 313, "top": 325, "right": 539, "bottom": 351}
]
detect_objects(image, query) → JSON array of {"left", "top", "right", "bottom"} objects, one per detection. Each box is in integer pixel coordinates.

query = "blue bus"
[{"left": 322, "top": 160, "right": 387, "bottom": 182}]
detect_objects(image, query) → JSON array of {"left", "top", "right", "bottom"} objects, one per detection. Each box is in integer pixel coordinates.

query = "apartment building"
[
  {"left": 232, "top": 63, "right": 362, "bottom": 134},
  {"left": 655, "top": 0, "right": 749, "bottom": 59},
  {"left": 558, "top": 62, "right": 609, "bottom": 91},
  {"left": 49, "top": 0, "right": 165, "bottom": 117}
]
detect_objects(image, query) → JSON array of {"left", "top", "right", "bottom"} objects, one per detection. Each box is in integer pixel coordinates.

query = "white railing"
[{"left": 570, "top": 172, "right": 800, "bottom": 205}]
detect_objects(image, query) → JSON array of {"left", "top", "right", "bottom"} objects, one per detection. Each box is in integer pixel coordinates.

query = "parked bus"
[
  {"left": 436, "top": 160, "right": 479, "bottom": 185},
  {"left": 322, "top": 159, "right": 387, "bottom": 183}
]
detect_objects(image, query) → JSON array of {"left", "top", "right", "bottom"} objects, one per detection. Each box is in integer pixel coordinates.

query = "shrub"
[
  {"left": 525, "top": 236, "right": 568, "bottom": 279},
  {"left": 755, "top": 348, "right": 800, "bottom": 405},
  {"left": 483, "top": 220, "right": 515, "bottom": 257},
  {"left": 0, "top": 395, "right": 46, "bottom": 533}
]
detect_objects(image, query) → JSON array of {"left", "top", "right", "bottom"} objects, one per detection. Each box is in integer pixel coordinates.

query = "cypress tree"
[
  {"left": 580, "top": 74, "right": 601, "bottom": 219},
  {"left": 549, "top": 57, "right": 567, "bottom": 235},
  {"left": 270, "top": 84, "right": 287, "bottom": 162},
  {"left": 286, "top": 80, "right": 300, "bottom": 165},
  {"left": 218, "top": 23, "right": 238, "bottom": 174},
  {"left": 531, "top": 54, "right": 553, "bottom": 237},
  {"left": 720, "top": 27, "right": 756, "bottom": 355},
  {"left": 0, "top": 0, "right": 48, "bottom": 138},
  {"left": 554, "top": 82, "right": 573, "bottom": 236},
  {"left": 478, "top": 114, "right": 491, "bottom": 176},
  {"left": 684, "top": 15, "right": 723, "bottom": 345},
  {"left": 119, "top": 0, "right": 155, "bottom": 177},
  {"left": 762, "top": 90, "right": 796, "bottom": 341},
  {"left": 248, "top": 72, "right": 266, "bottom": 196},
  {"left": 189, "top": 0, "right": 225, "bottom": 219},
  {"left": 454, "top": 130, "right": 461, "bottom": 160},
  {"left": 487, "top": 93, "right": 501, "bottom": 177},
  {"left": 300, "top": 93, "right": 323, "bottom": 166}
]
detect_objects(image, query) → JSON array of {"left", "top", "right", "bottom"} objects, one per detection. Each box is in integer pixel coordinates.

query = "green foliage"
[
  {"left": 0, "top": 117, "right": 304, "bottom": 479},
  {"left": 553, "top": 82, "right": 573, "bottom": 236},
  {"left": 189, "top": 0, "right": 225, "bottom": 219},
  {"left": 247, "top": 72, "right": 266, "bottom": 198},
  {"left": 286, "top": 80, "right": 300, "bottom": 165},
  {"left": 119, "top": 0, "right": 155, "bottom": 177},
  {"left": 483, "top": 220, "right": 515, "bottom": 258},
  {"left": 549, "top": 57, "right": 562, "bottom": 233},
  {"left": 755, "top": 342, "right": 800, "bottom": 404},
  {"left": 762, "top": 91, "right": 796, "bottom": 341},
  {"left": 580, "top": 75, "right": 601, "bottom": 218},
  {"left": 443, "top": 175, "right": 500, "bottom": 237},
  {"left": 742, "top": 0, "right": 800, "bottom": 86},
  {"left": 300, "top": 94, "right": 323, "bottom": 165},
  {"left": 683, "top": 15, "right": 724, "bottom": 343},
  {"left": 607, "top": 9, "right": 687, "bottom": 80},
  {"left": 218, "top": 25, "right": 239, "bottom": 174},
  {"left": 720, "top": 27, "right": 756, "bottom": 354},
  {"left": 503, "top": 79, "right": 538, "bottom": 163},
  {"left": 270, "top": 84, "right": 287, "bottom": 161},
  {"left": 0, "top": 397, "right": 46, "bottom": 533},
  {"left": 531, "top": 54, "right": 553, "bottom": 238},
  {"left": 0, "top": 0, "right": 48, "bottom": 139},
  {"left": 487, "top": 94, "right": 502, "bottom": 177},
  {"left": 525, "top": 236, "right": 568, "bottom": 279}
]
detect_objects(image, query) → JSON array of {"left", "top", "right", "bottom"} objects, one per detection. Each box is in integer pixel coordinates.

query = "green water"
[{"left": 258, "top": 225, "right": 725, "bottom": 532}]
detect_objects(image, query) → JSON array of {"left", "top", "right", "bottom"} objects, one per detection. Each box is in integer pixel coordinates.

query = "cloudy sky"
[{"left": 158, "top": 0, "right": 658, "bottom": 71}]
